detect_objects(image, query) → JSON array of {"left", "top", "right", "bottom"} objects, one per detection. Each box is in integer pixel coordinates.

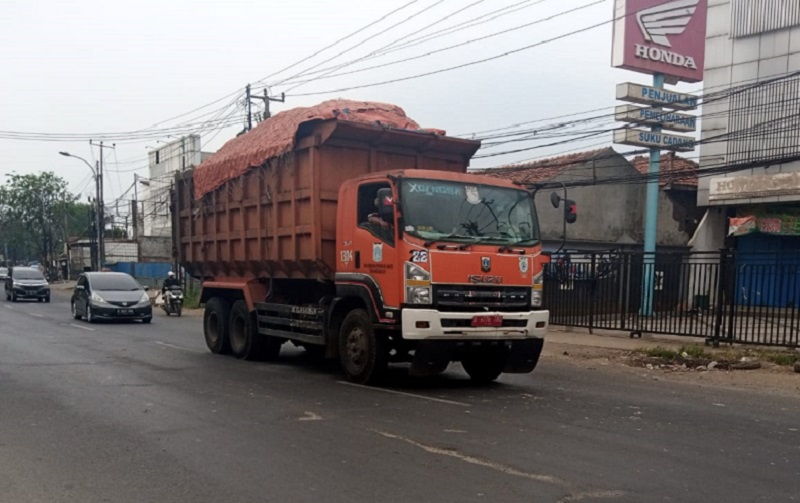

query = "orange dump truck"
[{"left": 174, "top": 100, "right": 549, "bottom": 384}]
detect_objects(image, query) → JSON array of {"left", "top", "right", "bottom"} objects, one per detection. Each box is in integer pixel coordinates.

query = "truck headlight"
[
  {"left": 406, "top": 286, "right": 431, "bottom": 305},
  {"left": 531, "top": 271, "right": 543, "bottom": 308},
  {"left": 405, "top": 262, "right": 431, "bottom": 305}
]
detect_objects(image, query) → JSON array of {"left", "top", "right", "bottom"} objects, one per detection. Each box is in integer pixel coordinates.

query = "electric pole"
[
  {"left": 243, "top": 85, "right": 285, "bottom": 133},
  {"left": 90, "top": 140, "right": 115, "bottom": 267}
]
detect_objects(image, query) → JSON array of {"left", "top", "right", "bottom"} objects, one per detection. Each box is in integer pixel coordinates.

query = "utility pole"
[
  {"left": 90, "top": 140, "right": 115, "bottom": 267},
  {"left": 244, "top": 85, "right": 285, "bottom": 132}
]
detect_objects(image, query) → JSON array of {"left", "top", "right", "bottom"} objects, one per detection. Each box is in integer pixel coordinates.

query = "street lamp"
[{"left": 59, "top": 151, "right": 103, "bottom": 271}]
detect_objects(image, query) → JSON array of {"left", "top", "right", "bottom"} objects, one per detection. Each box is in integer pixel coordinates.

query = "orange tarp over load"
[{"left": 193, "top": 99, "right": 430, "bottom": 200}]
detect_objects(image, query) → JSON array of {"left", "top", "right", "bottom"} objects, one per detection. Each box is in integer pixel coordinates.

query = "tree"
[{"left": 0, "top": 172, "right": 86, "bottom": 269}]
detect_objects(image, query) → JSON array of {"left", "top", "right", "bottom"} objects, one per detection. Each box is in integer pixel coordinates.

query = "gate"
[{"left": 544, "top": 250, "right": 800, "bottom": 348}]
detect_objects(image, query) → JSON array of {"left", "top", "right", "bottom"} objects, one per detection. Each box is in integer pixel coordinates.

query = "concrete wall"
[
  {"left": 535, "top": 154, "right": 696, "bottom": 249},
  {"left": 138, "top": 236, "right": 172, "bottom": 262}
]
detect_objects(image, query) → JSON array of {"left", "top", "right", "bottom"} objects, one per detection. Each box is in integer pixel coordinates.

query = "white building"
[
  {"left": 694, "top": 0, "right": 800, "bottom": 252},
  {"left": 138, "top": 135, "right": 213, "bottom": 237}
]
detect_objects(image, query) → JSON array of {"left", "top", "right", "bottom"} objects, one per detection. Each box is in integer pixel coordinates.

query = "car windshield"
[
  {"left": 13, "top": 269, "right": 45, "bottom": 280},
  {"left": 90, "top": 274, "right": 142, "bottom": 291},
  {"left": 400, "top": 179, "right": 540, "bottom": 245},
  {"left": 0, "top": 268, "right": 8, "bottom": 276}
]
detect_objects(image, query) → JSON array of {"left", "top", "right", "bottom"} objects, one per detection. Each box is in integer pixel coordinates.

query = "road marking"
[
  {"left": 374, "top": 429, "right": 565, "bottom": 484},
  {"left": 69, "top": 324, "right": 95, "bottom": 331},
  {"left": 4, "top": 305, "right": 13, "bottom": 310},
  {"left": 557, "top": 491, "right": 626, "bottom": 503},
  {"left": 338, "top": 381, "right": 471, "bottom": 407},
  {"left": 298, "top": 411, "right": 322, "bottom": 421},
  {"left": 374, "top": 429, "right": 625, "bottom": 501},
  {"left": 155, "top": 341, "right": 204, "bottom": 353},
  {"left": 29, "top": 313, "right": 44, "bottom": 318}
]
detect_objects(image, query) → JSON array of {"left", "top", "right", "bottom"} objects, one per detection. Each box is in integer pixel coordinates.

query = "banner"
[{"left": 729, "top": 209, "right": 800, "bottom": 236}]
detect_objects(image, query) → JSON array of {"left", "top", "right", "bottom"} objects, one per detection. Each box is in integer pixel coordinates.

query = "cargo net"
[{"left": 193, "top": 99, "right": 440, "bottom": 200}]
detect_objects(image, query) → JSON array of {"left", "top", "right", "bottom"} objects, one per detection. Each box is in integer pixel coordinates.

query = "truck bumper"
[{"left": 401, "top": 309, "right": 549, "bottom": 340}]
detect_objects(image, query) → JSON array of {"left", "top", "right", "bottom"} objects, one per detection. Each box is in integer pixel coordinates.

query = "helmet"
[{"left": 168, "top": 271, "right": 175, "bottom": 277}]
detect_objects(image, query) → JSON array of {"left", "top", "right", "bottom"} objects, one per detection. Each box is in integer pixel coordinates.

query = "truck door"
[{"left": 349, "top": 181, "right": 401, "bottom": 309}]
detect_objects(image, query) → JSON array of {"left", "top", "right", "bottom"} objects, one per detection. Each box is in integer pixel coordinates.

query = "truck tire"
[
  {"left": 339, "top": 309, "right": 388, "bottom": 385},
  {"left": 204, "top": 297, "right": 231, "bottom": 355},
  {"left": 462, "top": 349, "right": 507, "bottom": 385},
  {"left": 229, "top": 300, "right": 281, "bottom": 361}
]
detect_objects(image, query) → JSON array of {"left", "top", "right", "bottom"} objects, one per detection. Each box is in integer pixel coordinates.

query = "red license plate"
[{"left": 471, "top": 315, "right": 503, "bottom": 327}]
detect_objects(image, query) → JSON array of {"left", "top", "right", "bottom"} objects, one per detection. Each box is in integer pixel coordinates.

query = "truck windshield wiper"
[{"left": 424, "top": 234, "right": 481, "bottom": 249}]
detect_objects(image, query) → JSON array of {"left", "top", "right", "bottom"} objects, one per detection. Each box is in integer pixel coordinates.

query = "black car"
[
  {"left": 5, "top": 267, "right": 50, "bottom": 302},
  {"left": 71, "top": 272, "right": 152, "bottom": 323}
]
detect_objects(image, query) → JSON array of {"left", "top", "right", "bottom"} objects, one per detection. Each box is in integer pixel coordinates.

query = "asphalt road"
[{"left": 1, "top": 291, "right": 799, "bottom": 503}]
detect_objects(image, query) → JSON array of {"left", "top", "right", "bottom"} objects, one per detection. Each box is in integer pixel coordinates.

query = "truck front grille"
[{"left": 433, "top": 285, "right": 530, "bottom": 312}]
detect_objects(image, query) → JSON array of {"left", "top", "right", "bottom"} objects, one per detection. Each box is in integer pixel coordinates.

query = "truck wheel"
[
  {"left": 339, "top": 309, "right": 388, "bottom": 385},
  {"left": 462, "top": 349, "right": 507, "bottom": 385},
  {"left": 204, "top": 297, "right": 231, "bottom": 355},
  {"left": 229, "top": 300, "right": 281, "bottom": 361}
]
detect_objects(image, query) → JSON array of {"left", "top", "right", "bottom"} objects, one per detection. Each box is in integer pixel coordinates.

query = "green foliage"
[
  {"left": 0, "top": 172, "right": 86, "bottom": 266},
  {"left": 679, "top": 345, "right": 711, "bottom": 359},
  {"left": 642, "top": 347, "right": 679, "bottom": 360}
]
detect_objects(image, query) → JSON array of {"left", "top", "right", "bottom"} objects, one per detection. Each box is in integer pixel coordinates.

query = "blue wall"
[
  {"left": 106, "top": 262, "right": 172, "bottom": 288},
  {"left": 735, "top": 234, "right": 800, "bottom": 308}
]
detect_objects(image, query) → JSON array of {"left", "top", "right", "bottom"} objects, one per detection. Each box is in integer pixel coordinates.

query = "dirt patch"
[{"left": 543, "top": 342, "right": 800, "bottom": 396}]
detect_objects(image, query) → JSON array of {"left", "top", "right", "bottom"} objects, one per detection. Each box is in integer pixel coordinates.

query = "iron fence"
[{"left": 544, "top": 250, "right": 800, "bottom": 348}]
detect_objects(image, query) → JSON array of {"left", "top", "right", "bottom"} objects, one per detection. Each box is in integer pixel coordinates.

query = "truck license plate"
[
  {"left": 118, "top": 309, "right": 134, "bottom": 315},
  {"left": 471, "top": 315, "right": 503, "bottom": 327}
]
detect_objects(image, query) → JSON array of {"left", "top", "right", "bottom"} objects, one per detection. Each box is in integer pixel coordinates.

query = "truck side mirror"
[{"left": 376, "top": 188, "right": 394, "bottom": 223}]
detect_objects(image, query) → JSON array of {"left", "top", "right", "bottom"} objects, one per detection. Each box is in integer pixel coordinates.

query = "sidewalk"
[{"left": 546, "top": 326, "right": 707, "bottom": 352}]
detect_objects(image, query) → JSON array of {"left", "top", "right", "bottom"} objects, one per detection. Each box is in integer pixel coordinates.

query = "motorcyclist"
[{"left": 162, "top": 271, "right": 180, "bottom": 295}]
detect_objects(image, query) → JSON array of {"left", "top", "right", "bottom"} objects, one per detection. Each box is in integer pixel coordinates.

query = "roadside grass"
[
  {"left": 184, "top": 287, "right": 201, "bottom": 309},
  {"left": 638, "top": 344, "right": 800, "bottom": 367}
]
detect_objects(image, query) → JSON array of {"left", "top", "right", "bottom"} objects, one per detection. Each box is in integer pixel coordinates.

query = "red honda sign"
[{"left": 611, "top": 0, "right": 707, "bottom": 83}]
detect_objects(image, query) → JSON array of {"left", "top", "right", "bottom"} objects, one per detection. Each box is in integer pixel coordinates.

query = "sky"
[{"left": 0, "top": 0, "right": 700, "bottom": 211}]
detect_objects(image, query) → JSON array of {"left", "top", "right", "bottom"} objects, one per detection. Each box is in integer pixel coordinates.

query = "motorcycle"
[{"left": 162, "top": 286, "right": 183, "bottom": 317}]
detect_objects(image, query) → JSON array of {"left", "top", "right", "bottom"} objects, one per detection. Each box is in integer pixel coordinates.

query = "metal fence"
[{"left": 544, "top": 250, "right": 800, "bottom": 348}]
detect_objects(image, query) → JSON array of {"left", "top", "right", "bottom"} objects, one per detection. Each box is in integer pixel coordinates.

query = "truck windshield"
[{"left": 400, "top": 179, "right": 540, "bottom": 246}]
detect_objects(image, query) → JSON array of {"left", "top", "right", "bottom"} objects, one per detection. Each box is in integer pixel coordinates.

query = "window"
[
  {"left": 731, "top": 0, "right": 800, "bottom": 38},
  {"left": 357, "top": 182, "right": 394, "bottom": 245},
  {"left": 12, "top": 268, "right": 45, "bottom": 281}
]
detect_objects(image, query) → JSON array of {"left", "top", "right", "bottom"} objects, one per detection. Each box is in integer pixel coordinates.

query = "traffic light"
[{"left": 564, "top": 199, "right": 577, "bottom": 224}]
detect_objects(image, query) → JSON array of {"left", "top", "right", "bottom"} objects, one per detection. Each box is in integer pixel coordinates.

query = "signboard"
[
  {"left": 614, "top": 104, "right": 697, "bottom": 132},
  {"left": 611, "top": 0, "right": 707, "bottom": 83},
  {"left": 729, "top": 210, "right": 800, "bottom": 237},
  {"left": 616, "top": 82, "right": 697, "bottom": 109},
  {"left": 613, "top": 128, "right": 695, "bottom": 151},
  {"left": 709, "top": 172, "right": 800, "bottom": 202}
]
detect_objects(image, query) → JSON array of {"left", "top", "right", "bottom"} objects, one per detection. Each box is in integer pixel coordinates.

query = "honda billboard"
[{"left": 611, "top": 0, "right": 708, "bottom": 83}]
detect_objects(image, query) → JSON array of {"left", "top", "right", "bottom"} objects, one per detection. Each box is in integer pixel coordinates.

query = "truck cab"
[{"left": 330, "top": 170, "right": 548, "bottom": 383}]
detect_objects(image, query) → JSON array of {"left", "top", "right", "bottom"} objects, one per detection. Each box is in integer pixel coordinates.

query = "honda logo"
[{"left": 481, "top": 257, "right": 491, "bottom": 272}]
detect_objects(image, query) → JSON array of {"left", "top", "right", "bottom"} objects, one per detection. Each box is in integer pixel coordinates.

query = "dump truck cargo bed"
[{"left": 174, "top": 119, "right": 480, "bottom": 281}]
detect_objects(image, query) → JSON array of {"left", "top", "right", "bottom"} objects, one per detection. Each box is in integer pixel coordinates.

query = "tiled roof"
[
  {"left": 479, "top": 147, "right": 616, "bottom": 184},
  {"left": 632, "top": 152, "right": 698, "bottom": 187}
]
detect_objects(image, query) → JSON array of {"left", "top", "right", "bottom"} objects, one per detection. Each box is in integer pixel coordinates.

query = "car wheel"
[
  {"left": 45, "top": 296, "right": 50, "bottom": 303},
  {"left": 10, "top": 292, "right": 16, "bottom": 303},
  {"left": 71, "top": 302, "right": 81, "bottom": 320},
  {"left": 142, "top": 317, "right": 152, "bottom": 324},
  {"left": 86, "top": 305, "right": 95, "bottom": 324}
]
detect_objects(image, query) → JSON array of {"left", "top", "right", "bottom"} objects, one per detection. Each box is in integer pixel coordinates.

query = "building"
[
  {"left": 482, "top": 148, "right": 701, "bottom": 252},
  {"left": 694, "top": 1, "right": 800, "bottom": 254},
  {"left": 137, "top": 135, "right": 214, "bottom": 239}
]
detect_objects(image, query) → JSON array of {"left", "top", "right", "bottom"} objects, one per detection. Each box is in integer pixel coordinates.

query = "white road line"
[
  {"left": 69, "top": 323, "right": 95, "bottom": 332},
  {"left": 29, "top": 313, "right": 45, "bottom": 318},
  {"left": 4, "top": 305, "right": 13, "bottom": 310},
  {"left": 338, "top": 381, "right": 471, "bottom": 407},
  {"left": 155, "top": 341, "right": 204, "bottom": 353}
]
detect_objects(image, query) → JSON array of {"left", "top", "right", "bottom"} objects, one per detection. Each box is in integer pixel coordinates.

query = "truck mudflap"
[
  {"left": 503, "top": 338, "right": 544, "bottom": 373},
  {"left": 409, "top": 338, "right": 544, "bottom": 376}
]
